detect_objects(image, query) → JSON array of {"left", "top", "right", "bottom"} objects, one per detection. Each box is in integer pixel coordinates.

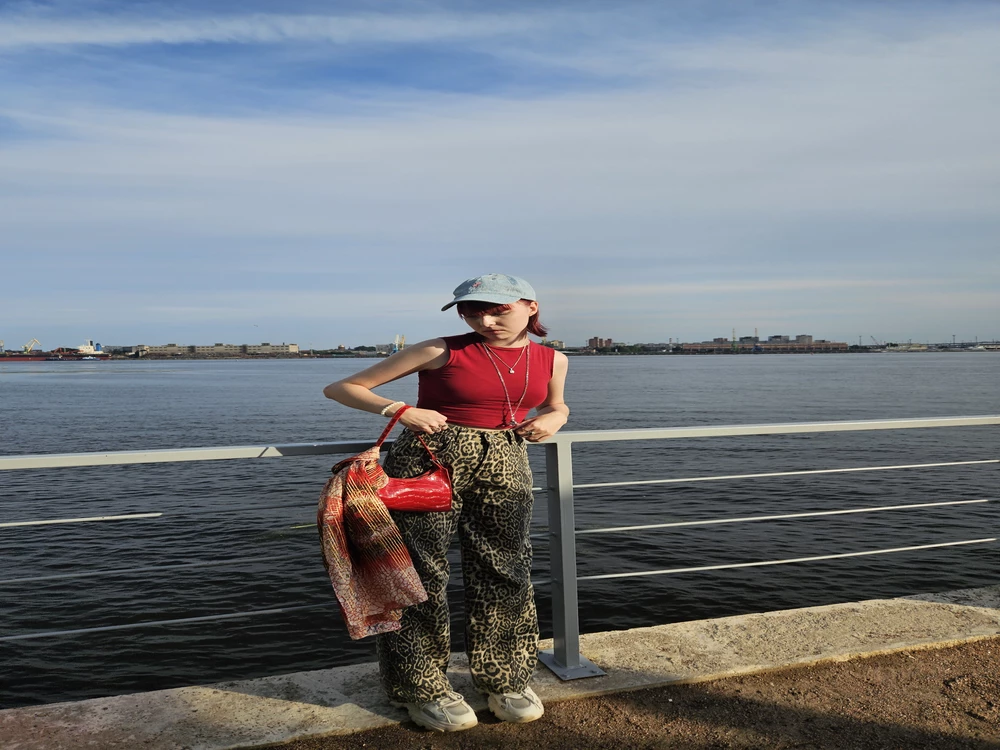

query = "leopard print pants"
[{"left": 376, "top": 425, "right": 537, "bottom": 703}]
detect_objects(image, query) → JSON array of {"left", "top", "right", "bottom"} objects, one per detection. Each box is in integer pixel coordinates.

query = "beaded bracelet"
[{"left": 379, "top": 400, "right": 406, "bottom": 417}]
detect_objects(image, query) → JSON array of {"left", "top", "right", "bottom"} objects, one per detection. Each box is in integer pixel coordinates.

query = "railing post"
[{"left": 538, "top": 438, "right": 605, "bottom": 680}]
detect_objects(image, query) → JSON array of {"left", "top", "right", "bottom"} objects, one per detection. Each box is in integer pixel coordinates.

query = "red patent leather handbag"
[{"left": 371, "top": 405, "right": 453, "bottom": 512}]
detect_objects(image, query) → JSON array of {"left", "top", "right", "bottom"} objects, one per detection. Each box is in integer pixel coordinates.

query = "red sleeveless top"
[{"left": 417, "top": 333, "right": 556, "bottom": 429}]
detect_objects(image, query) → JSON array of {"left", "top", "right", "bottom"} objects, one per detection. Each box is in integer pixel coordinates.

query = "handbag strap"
[
  {"left": 374, "top": 405, "right": 445, "bottom": 466},
  {"left": 375, "top": 405, "right": 411, "bottom": 446}
]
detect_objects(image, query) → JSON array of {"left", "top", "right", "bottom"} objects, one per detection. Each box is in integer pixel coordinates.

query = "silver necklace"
[
  {"left": 482, "top": 342, "right": 531, "bottom": 427},
  {"left": 482, "top": 342, "right": 527, "bottom": 373}
]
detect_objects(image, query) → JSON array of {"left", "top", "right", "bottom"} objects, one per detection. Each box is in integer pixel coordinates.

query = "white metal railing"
[
  {"left": 1, "top": 416, "right": 997, "bottom": 679},
  {"left": 0, "top": 440, "right": 377, "bottom": 471},
  {"left": 536, "top": 416, "right": 999, "bottom": 678}
]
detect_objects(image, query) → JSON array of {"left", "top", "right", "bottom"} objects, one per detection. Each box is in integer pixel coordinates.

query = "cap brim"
[{"left": 441, "top": 293, "right": 523, "bottom": 312}]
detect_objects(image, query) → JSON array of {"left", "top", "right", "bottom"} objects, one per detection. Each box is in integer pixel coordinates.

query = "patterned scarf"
[{"left": 317, "top": 445, "right": 428, "bottom": 639}]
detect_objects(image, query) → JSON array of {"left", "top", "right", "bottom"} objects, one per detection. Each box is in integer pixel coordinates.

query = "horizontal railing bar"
[
  {"left": 167, "top": 504, "right": 309, "bottom": 518},
  {"left": 0, "top": 440, "right": 385, "bottom": 472},
  {"left": 7, "top": 466, "right": 991, "bottom": 531},
  {"left": 0, "top": 513, "right": 163, "bottom": 529},
  {"left": 1, "top": 532, "right": 986, "bottom": 636},
  {"left": 573, "top": 499, "right": 991, "bottom": 536},
  {"left": 2, "top": 416, "right": 997, "bottom": 472},
  {"left": 0, "top": 553, "right": 304, "bottom": 585},
  {"left": 0, "top": 577, "right": 556, "bottom": 639},
  {"left": 575, "top": 459, "right": 1000, "bottom": 489},
  {"left": 187, "top": 503, "right": 317, "bottom": 515},
  {"left": 5, "top": 460, "right": 991, "bottom": 525},
  {"left": 0, "top": 504, "right": 318, "bottom": 527},
  {"left": 0, "top": 545, "right": 552, "bottom": 586},
  {"left": 0, "top": 603, "right": 333, "bottom": 642},
  {"left": 546, "top": 415, "right": 1000, "bottom": 446},
  {"left": 6, "top": 462, "right": 990, "bottom": 528},
  {"left": 289, "top": 522, "right": 554, "bottom": 536},
  {"left": 577, "top": 538, "right": 996, "bottom": 581}
]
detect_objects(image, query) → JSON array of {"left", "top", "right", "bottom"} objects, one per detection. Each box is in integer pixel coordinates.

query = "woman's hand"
[
  {"left": 515, "top": 351, "right": 570, "bottom": 443},
  {"left": 397, "top": 407, "right": 449, "bottom": 434},
  {"left": 515, "top": 411, "right": 567, "bottom": 443}
]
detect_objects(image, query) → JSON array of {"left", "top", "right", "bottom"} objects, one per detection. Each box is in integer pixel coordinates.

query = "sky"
[{"left": 1, "top": 1, "right": 998, "bottom": 349}]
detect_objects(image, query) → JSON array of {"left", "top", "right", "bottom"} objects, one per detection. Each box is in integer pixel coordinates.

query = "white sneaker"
[
  {"left": 487, "top": 686, "right": 544, "bottom": 723},
  {"left": 393, "top": 691, "right": 478, "bottom": 732}
]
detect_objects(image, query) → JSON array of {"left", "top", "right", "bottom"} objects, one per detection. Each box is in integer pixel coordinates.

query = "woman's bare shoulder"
[
  {"left": 404, "top": 337, "right": 448, "bottom": 356},
  {"left": 336, "top": 338, "right": 449, "bottom": 388},
  {"left": 383, "top": 337, "right": 450, "bottom": 371}
]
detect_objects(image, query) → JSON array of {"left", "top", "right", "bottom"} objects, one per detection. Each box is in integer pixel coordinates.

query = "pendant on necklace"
[{"left": 508, "top": 368, "right": 515, "bottom": 374}]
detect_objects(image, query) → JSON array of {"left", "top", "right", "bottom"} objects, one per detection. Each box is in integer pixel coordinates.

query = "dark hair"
[{"left": 455, "top": 299, "right": 549, "bottom": 337}]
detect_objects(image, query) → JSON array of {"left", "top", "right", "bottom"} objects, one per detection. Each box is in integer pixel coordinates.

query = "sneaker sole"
[
  {"left": 390, "top": 701, "right": 479, "bottom": 732},
  {"left": 487, "top": 697, "right": 544, "bottom": 724},
  {"left": 489, "top": 710, "right": 543, "bottom": 724}
]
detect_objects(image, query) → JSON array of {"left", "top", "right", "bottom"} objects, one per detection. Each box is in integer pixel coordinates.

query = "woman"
[{"left": 323, "top": 273, "right": 569, "bottom": 732}]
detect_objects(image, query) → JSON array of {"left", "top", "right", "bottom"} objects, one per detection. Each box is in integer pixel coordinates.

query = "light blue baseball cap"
[{"left": 441, "top": 273, "right": 536, "bottom": 311}]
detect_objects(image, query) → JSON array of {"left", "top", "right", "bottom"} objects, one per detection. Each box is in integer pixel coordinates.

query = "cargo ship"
[{"left": 1, "top": 340, "right": 110, "bottom": 361}]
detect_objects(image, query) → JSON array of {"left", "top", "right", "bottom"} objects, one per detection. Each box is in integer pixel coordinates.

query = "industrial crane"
[{"left": 23, "top": 338, "right": 40, "bottom": 353}]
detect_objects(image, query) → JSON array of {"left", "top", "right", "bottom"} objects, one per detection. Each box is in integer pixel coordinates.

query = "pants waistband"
[{"left": 445, "top": 424, "right": 515, "bottom": 434}]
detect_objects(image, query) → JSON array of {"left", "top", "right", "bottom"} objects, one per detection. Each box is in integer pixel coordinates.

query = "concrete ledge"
[{"left": 1, "top": 584, "right": 998, "bottom": 750}]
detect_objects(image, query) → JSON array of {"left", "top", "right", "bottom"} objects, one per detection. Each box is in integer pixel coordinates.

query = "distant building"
[
  {"left": 587, "top": 337, "right": 613, "bottom": 348},
  {"left": 104, "top": 344, "right": 145, "bottom": 355},
  {"left": 144, "top": 343, "right": 191, "bottom": 355},
  {"left": 138, "top": 342, "right": 299, "bottom": 356},
  {"left": 245, "top": 343, "right": 299, "bottom": 355},
  {"left": 541, "top": 339, "right": 565, "bottom": 349},
  {"left": 193, "top": 343, "right": 242, "bottom": 355},
  {"left": 680, "top": 333, "right": 847, "bottom": 354}
]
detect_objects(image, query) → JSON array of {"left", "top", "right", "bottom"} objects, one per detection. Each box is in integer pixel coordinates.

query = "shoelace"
[
  {"left": 496, "top": 691, "right": 536, "bottom": 704},
  {"left": 438, "top": 691, "right": 469, "bottom": 708}
]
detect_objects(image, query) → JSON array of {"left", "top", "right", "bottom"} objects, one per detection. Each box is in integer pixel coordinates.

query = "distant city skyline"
[
  {"left": 6, "top": 331, "right": 995, "bottom": 354},
  {"left": 2, "top": 1, "right": 998, "bottom": 348}
]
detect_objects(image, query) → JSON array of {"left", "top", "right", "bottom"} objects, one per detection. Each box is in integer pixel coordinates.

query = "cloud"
[
  {"left": 549, "top": 279, "right": 916, "bottom": 298},
  {"left": 1, "top": 2, "right": 999, "bottom": 346},
  {"left": 0, "top": 10, "right": 545, "bottom": 49}
]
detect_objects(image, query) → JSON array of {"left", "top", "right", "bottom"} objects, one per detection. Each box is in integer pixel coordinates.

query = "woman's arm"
[
  {"left": 322, "top": 339, "right": 451, "bottom": 433},
  {"left": 514, "top": 351, "right": 569, "bottom": 442}
]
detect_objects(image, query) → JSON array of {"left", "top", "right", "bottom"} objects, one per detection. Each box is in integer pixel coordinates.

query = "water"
[{"left": 1, "top": 354, "right": 998, "bottom": 708}]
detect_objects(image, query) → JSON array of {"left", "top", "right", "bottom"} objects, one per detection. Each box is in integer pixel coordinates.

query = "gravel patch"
[{"left": 261, "top": 637, "right": 1000, "bottom": 750}]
